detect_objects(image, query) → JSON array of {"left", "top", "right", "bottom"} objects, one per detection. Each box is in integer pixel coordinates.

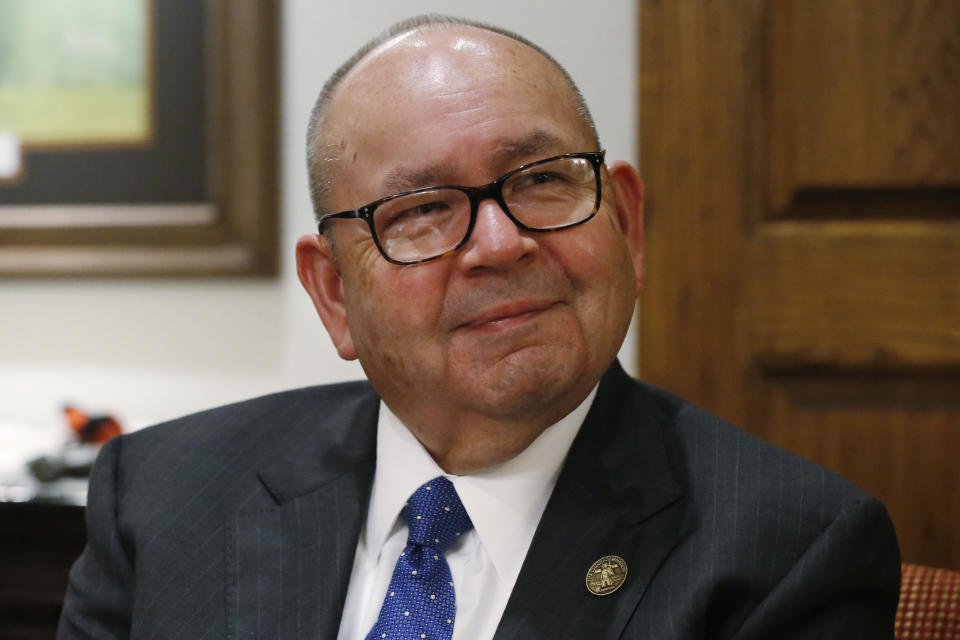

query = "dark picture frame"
[{"left": 0, "top": 1, "right": 278, "bottom": 277}]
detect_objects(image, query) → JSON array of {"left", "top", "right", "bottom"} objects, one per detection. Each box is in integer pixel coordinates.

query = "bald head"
[{"left": 305, "top": 15, "right": 600, "bottom": 218}]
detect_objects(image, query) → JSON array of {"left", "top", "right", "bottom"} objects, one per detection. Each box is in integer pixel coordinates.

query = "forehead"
[{"left": 322, "top": 27, "right": 593, "bottom": 202}]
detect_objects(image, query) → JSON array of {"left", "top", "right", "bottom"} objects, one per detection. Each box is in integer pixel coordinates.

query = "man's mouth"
[{"left": 459, "top": 300, "right": 557, "bottom": 332}]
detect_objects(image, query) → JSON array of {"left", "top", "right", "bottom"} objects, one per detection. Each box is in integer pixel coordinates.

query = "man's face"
[{"left": 299, "top": 27, "right": 643, "bottom": 453}]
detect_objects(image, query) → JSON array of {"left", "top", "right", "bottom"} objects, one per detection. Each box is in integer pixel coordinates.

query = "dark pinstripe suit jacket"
[{"left": 58, "top": 362, "right": 900, "bottom": 639}]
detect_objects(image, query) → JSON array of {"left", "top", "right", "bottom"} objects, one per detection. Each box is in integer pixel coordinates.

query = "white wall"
[{"left": 0, "top": 0, "right": 637, "bottom": 435}]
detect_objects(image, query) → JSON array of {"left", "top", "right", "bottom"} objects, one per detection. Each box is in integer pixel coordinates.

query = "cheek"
[
  {"left": 558, "top": 226, "right": 637, "bottom": 325},
  {"left": 344, "top": 263, "right": 449, "bottom": 347},
  {"left": 344, "top": 266, "right": 454, "bottom": 397},
  {"left": 555, "top": 223, "right": 628, "bottom": 289}
]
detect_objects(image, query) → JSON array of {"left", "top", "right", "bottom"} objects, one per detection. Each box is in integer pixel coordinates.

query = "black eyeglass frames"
[{"left": 317, "top": 150, "right": 606, "bottom": 265}]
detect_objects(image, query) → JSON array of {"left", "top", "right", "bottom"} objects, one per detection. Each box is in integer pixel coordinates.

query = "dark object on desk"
[
  {"left": 27, "top": 406, "right": 123, "bottom": 483},
  {"left": 0, "top": 501, "right": 86, "bottom": 639},
  {"left": 26, "top": 446, "right": 98, "bottom": 484}
]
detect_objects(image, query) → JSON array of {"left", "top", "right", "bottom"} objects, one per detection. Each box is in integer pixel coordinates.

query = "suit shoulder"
[
  {"left": 629, "top": 377, "right": 874, "bottom": 509},
  {"left": 609, "top": 376, "right": 900, "bottom": 636},
  {"left": 113, "top": 380, "right": 378, "bottom": 471}
]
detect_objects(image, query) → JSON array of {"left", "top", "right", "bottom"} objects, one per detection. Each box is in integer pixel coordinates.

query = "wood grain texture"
[
  {"left": 750, "top": 221, "right": 960, "bottom": 370},
  {"left": 767, "top": 0, "right": 960, "bottom": 213},
  {"left": 640, "top": 0, "right": 960, "bottom": 569},
  {"left": 639, "top": 0, "right": 762, "bottom": 423}
]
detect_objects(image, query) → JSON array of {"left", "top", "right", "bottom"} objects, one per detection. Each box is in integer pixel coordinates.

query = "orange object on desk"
[{"left": 63, "top": 406, "right": 123, "bottom": 444}]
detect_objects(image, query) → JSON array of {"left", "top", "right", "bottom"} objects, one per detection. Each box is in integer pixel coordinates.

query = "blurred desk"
[
  {"left": 0, "top": 421, "right": 109, "bottom": 636},
  {"left": 0, "top": 480, "right": 87, "bottom": 639},
  {"left": 0, "top": 500, "right": 85, "bottom": 639}
]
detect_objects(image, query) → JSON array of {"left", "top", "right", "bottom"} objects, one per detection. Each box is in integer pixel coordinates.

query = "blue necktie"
[{"left": 365, "top": 477, "right": 473, "bottom": 640}]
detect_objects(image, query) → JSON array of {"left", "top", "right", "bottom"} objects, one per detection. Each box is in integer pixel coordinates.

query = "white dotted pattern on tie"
[{"left": 365, "top": 477, "right": 473, "bottom": 640}]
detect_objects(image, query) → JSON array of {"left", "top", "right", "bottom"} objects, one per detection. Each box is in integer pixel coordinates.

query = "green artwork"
[{"left": 0, "top": 0, "right": 150, "bottom": 146}]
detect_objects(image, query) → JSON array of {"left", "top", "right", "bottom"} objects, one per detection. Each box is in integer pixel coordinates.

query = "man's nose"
[{"left": 457, "top": 198, "right": 539, "bottom": 270}]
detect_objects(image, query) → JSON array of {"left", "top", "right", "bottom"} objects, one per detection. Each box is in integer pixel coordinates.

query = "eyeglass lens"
[{"left": 374, "top": 155, "right": 598, "bottom": 263}]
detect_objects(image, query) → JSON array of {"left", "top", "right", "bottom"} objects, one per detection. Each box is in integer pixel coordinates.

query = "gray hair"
[{"left": 305, "top": 14, "right": 601, "bottom": 220}]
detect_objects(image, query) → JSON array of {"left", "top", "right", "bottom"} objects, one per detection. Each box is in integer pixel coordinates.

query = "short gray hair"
[{"left": 305, "top": 14, "right": 601, "bottom": 220}]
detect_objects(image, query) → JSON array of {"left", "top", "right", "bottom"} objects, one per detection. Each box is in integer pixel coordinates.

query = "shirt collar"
[{"left": 365, "top": 386, "right": 597, "bottom": 585}]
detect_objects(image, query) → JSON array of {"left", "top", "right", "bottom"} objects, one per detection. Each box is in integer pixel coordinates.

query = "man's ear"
[
  {"left": 296, "top": 233, "right": 358, "bottom": 360},
  {"left": 606, "top": 160, "right": 645, "bottom": 294}
]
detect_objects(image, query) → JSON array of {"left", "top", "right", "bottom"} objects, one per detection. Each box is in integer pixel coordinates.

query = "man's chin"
[{"left": 452, "top": 345, "right": 589, "bottom": 420}]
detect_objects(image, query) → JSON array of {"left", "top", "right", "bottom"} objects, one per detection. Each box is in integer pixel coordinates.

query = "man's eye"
[
  {"left": 386, "top": 201, "right": 443, "bottom": 223},
  {"left": 410, "top": 202, "right": 445, "bottom": 215},
  {"left": 378, "top": 200, "right": 454, "bottom": 234},
  {"left": 514, "top": 170, "right": 570, "bottom": 189}
]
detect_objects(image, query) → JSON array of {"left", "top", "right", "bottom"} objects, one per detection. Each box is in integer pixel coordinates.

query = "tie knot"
[{"left": 402, "top": 477, "right": 473, "bottom": 554}]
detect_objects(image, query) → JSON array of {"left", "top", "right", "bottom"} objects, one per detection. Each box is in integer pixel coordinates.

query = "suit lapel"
[
  {"left": 494, "top": 364, "right": 688, "bottom": 640},
  {"left": 228, "top": 391, "right": 379, "bottom": 640},
  {"left": 222, "top": 365, "right": 684, "bottom": 639}
]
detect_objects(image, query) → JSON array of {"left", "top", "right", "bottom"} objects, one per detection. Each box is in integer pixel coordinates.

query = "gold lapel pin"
[{"left": 585, "top": 555, "right": 628, "bottom": 596}]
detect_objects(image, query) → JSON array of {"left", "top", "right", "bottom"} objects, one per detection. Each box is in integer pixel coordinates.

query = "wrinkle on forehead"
[{"left": 382, "top": 130, "right": 568, "bottom": 193}]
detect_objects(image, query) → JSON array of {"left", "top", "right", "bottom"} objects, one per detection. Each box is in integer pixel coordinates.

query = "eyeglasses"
[{"left": 317, "top": 150, "right": 606, "bottom": 265}]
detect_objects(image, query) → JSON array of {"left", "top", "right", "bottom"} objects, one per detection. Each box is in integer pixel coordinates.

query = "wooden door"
[{"left": 639, "top": 0, "right": 960, "bottom": 569}]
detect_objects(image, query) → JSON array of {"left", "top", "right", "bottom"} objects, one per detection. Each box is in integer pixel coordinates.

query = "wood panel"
[
  {"left": 640, "top": 0, "right": 960, "bottom": 569},
  {"left": 750, "top": 221, "right": 960, "bottom": 370},
  {"left": 768, "top": 0, "right": 960, "bottom": 214},
  {"left": 639, "top": 0, "right": 758, "bottom": 424}
]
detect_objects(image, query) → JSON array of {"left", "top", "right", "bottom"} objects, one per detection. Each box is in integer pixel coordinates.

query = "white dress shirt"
[{"left": 336, "top": 387, "right": 597, "bottom": 640}]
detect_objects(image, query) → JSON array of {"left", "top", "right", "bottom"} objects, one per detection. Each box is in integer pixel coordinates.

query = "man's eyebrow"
[
  {"left": 383, "top": 164, "right": 458, "bottom": 193},
  {"left": 381, "top": 130, "right": 570, "bottom": 193},
  {"left": 489, "top": 130, "right": 567, "bottom": 167}
]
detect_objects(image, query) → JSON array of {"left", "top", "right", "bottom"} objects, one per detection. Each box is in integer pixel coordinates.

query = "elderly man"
[{"left": 59, "top": 16, "right": 900, "bottom": 640}]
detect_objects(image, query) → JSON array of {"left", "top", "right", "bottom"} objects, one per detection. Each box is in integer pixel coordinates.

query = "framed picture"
[{"left": 0, "top": 0, "right": 278, "bottom": 276}]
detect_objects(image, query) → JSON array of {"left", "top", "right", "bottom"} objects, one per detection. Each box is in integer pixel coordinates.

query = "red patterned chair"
[{"left": 895, "top": 563, "right": 960, "bottom": 640}]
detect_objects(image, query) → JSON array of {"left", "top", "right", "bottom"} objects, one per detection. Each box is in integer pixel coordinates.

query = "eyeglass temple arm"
[{"left": 317, "top": 209, "right": 366, "bottom": 232}]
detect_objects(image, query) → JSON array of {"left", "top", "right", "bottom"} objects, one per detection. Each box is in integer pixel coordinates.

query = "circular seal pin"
[{"left": 585, "top": 555, "right": 628, "bottom": 596}]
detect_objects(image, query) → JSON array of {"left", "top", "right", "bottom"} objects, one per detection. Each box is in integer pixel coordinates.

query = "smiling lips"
[{"left": 460, "top": 300, "right": 557, "bottom": 332}]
